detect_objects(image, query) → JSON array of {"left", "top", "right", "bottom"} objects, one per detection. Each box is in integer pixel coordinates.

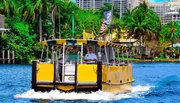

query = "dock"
[
  {"left": 0, "top": 15, "right": 14, "bottom": 64},
  {"left": 0, "top": 50, "right": 15, "bottom": 64}
]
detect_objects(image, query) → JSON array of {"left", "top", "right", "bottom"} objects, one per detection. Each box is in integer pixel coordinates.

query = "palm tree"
[
  {"left": 122, "top": 1, "right": 161, "bottom": 58},
  {"left": 34, "top": 0, "right": 51, "bottom": 41},
  {"left": 57, "top": 1, "right": 80, "bottom": 38},
  {"left": 161, "top": 21, "right": 180, "bottom": 57},
  {"left": 0, "top": 0, "right": 17, "bottom": 17},
  {"left": 17, "top": 0, "right": 36, "bottom": 22}
]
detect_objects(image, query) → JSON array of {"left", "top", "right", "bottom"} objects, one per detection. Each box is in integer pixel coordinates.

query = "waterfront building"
[
  {"left": 138, "top": 0, "right": 180, "bottom": 24},
  {"left": 148, "top": 1, "right": 180, "bottom": 24},
  {"left": 75, "top": 0, "right": 180, "bottom": 24},
  {"left": 76, "top": 0, "right": 132, "bottom": 18}
]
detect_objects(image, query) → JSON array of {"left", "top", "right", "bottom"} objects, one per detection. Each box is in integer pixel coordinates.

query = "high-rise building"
[
  {"left": 76, "top": 0, "right": 132, "bottom": 18},
  {"left": 133, "top": 0, "right": 180, "bottom": 24},
  {"left": 75, "top": 0, "right": 180, "bottom": 24},
  {"left": 148, "top": 0, "right": 180, "bottom": 24}
]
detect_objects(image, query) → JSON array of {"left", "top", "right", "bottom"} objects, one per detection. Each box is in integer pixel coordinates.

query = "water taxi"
[{"left": 31, "top": 39, "right": 134, "bottom": 93}]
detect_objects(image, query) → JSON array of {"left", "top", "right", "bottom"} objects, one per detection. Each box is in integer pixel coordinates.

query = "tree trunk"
[
  {"left": 51, "top": 6, "right": 56, "bottom": 39},
  {"left": 150, "top": 36, "right": 152, "bottom": 57},
  {"left": 140, "top": 36, "right": 142, "bottom": 59},
  {"left": 59, "top": 12, "right": 61, "bottom": 39},
  {"left": 171, "top": 38, "right": 174, "bottom": 58},
  {"left": 39, "top": 15, "right": 42, "bottom": 42}
]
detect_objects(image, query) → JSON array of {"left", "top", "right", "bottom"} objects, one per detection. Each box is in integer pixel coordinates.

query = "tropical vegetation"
[{"left": 0, "top": 0, "right": 180, "bottom": 63}]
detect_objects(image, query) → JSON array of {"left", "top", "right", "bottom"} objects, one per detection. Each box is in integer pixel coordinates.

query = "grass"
[
  {"left": 153, "top": 57, "right": 170, "bottom": 61},
  {"left": 116, "top": 57, "right": 139, "bottom": 61}
]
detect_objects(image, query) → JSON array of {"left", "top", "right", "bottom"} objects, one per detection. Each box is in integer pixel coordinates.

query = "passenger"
[
  {"left": 58, "top": 48, "right": 63, "bottom": 82},
  {"left": 120, "top": 62, "right": 125, "bottom": 66},
  {"left": 68, "top": 46, "right": 79, "bottom": 63},
  {"left": 85, "top": 47, "right": 97, "bottom": 63},
  {"left": 58, "top": 47, "right": 68, "bottom": 64},
  {"left": 109, "top": 59, "right": 115, "bottom": 66},
  {"left": 58, "top": 52, "right": 63, "bottom": 64}
]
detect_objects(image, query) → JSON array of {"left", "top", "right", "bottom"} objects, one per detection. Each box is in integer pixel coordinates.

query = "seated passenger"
[
  {"left": 120, "top": 62, "right": 125, "bottom": 66},
  {"left": 109, "top": 59, "right": 115, "bottom": 66},
  {"left": 68, "top": 46, "right": 79, "bottom": 63},
  {"left": 85, "top": 47, "right": 97, "bottom": 63}
]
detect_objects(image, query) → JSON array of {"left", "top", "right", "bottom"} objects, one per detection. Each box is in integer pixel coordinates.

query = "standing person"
[
  {"left": 58, "top": 52, "right": 63, "bottom": 64},
  {"left": 84, "top": 47, "right": 97, "bottom": 63},
  {"left": 58, "top": 48, "right": 64, "bottom": 82},
  {"left": 68, "top": 46, "right": 79, "bottom": 64}
]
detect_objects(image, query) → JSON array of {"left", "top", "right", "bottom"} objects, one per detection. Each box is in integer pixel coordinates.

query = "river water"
[{"left": 0, "top": 62, "right": 180, "bottom": 103}]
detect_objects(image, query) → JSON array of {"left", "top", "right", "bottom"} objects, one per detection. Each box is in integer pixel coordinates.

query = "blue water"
[{"left": 0, "top": 62, "right": 180, "bottom": 103}]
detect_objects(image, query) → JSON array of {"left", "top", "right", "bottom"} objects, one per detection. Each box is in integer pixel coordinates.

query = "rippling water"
[{"left": 0, "top": 62, "right": 180, "bottom": 103}]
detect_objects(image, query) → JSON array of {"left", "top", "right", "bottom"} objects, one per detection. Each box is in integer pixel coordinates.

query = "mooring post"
[
  {"left": 2, "top": 50, "right": 5, "bottom": 64},
  {"left": 74, "top": 61, "right": 78, "bottom": 92},
  {"left": 97, "top": 61, "right": 102, "bottom": 90},
  {"left": 7, "top": 50, "right": 10, "bottom": 64},
  {"left": 12, "top": 51, "right": 15, "bottom": 64},
  {"left": 53, "top": 61, "right": 57, "bottom": 90},
  {"left": 32, "top": 61, "right": 37, "bottom": 90}
]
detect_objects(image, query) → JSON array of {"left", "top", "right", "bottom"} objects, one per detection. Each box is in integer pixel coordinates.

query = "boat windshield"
[{"left": 40, "top": 39, "right": 131, "bottom": 66}]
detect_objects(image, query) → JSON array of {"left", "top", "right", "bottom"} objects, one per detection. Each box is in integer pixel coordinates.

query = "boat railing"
[
  {"left": 52, "top": 51, "right": 58, "bottom": 62},
  {"left": 77, "top": 51, "right": 80, "bottom": 64}
]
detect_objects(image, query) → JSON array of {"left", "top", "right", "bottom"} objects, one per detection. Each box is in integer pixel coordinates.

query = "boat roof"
[{"left": 42, "top": 39, "right": 127, "bottom": 49}]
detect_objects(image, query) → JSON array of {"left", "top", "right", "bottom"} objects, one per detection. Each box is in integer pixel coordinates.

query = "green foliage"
[
  {"left": 122, "top": 1, "right": 161, "bottom": 58},
  {"left": 160, "top": 21, "right": 180, "bottom": 47},
  {"left": 3, "top": 18, "right": 36, "bottom": 63},
  {"left": 43, "top": 18, "right": 53, "bottom": 37},
  {"left": 1, "top": 0, "right": 180, "bottom": 63},
  {"left": 122, "top": 1, "right": 161, "bottom": 40},
  {"left": 76, "top": 10, "right": 102, "bottom": 37},
  {"left": 153, "top": 57, "right": 169, "bottom": 60}
]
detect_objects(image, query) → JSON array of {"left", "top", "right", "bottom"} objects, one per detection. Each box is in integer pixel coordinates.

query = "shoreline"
[
  {"left": 1, "top": 59, "right": 180, "bottom": 64},
  {"left": 131, "top": 59, "right": 180, "bottom": 62}
]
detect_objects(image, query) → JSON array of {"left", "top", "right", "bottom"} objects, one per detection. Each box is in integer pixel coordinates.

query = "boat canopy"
[{"left": 41, "top": 39, "right": 127, "bottom": 49}]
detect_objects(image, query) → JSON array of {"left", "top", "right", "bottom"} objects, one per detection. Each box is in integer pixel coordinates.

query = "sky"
[
  {"left": 71, "top": 0, "right": 76, "bottom": 2},
  {"left": 148, "top": 0, "right": 171, "bottom": 2}
]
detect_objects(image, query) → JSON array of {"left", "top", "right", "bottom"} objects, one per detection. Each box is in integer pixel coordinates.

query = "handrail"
[
  {"left": 53, "top": 51, "right": 58, "bottom": 61},
  {"left": 74, "top": 61, "right": 78, "bottom": 92},
  {"left": 104, "top": 46, "right": 109, "bottom": 64},
  {"left": 40, "top": 46, "right": 45, "bottom": 62},
  {"left": 77, "top": 51, "right": 80, "bottom": 64},
  {"left": 126, "top": 49, "right": 129, "bottom": 64}
]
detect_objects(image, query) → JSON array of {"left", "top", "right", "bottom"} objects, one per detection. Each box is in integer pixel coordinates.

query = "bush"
[{"left": 3, "top": 18, "right": 36, "bottom": 63}]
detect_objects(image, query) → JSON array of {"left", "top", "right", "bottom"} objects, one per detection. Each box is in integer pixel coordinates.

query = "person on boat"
[
  {"left": 68, "top": 46, "right": 79, "bottom": 64},
  {"left": 84, "top": 47, "right": 97, "bottom": 63},
  {"left": 58, "top": 53, "right": 63, "bottom": 64},
  {"left": 109, "top": 59, "right": 115, "bottom": 66},
  {"left": 58, "top": 47, "right": 65, "bottom": 82}
]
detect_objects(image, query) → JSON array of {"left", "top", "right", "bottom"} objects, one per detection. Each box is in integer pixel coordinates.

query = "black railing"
[
  {"left": 97, "top": 61, "right": 102, "bottom": 90},
  {"left": 74, "top": 61, "right": 78, "bottom": 92},
  {"left": 32, "top": 61, "right": 37, "bottom": 89}
]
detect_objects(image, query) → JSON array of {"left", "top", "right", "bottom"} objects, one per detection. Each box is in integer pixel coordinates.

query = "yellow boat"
[{"left": 31, "top": 39, "right": 134, "bottom": 93}]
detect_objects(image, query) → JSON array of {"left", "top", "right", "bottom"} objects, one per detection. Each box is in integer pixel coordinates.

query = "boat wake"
[{"left": 14, "top": 85, "right": 152, "bottom": 101}]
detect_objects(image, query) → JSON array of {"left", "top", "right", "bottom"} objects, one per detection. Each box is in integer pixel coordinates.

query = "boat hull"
[
  {"left": 32, "top": 61, "right": 134, "bottom": 93},
  {"left": 34, "top": 82, "right": 133, "bottom": 93}
]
